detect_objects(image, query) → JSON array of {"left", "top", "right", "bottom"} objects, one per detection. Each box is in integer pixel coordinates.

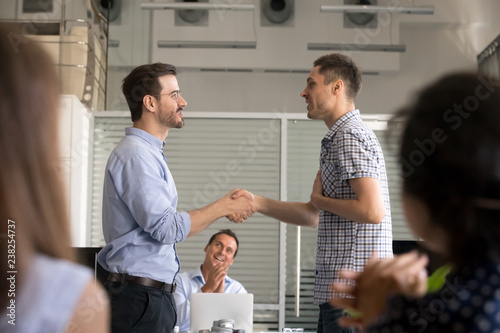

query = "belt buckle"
[{"left": 167, "top": 282, "right": 177, "bottom": 293}]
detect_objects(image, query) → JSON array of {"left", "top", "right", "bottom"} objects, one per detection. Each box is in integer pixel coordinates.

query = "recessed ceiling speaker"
[
  {"left": 175, "top": 0, "right": 208, "bottom": 25},
  {"left": 90, "top": 0, "right": 122, "bottom": 22},
  {"left": 261, "top": 0, "right": 294, "bottom": 26},
  {"left": 344, "top": 0, "right": 378, "bottom": 29},
  {"left": 22, "top": 0, "right": 54, "bottom": 13}
]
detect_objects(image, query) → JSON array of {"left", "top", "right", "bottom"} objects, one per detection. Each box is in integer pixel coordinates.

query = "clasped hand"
[
  {"left": 202, "top": 260, "right": 229, "bottom": 293},
  {"left": 310, "top": 170, "right": 324, "bottom": 209},
  {"left": 330, "top": 251, "right": 428, "bottom": 330},
  {"left": 224, "top": 188, "right": 256, "bottom": 223}
]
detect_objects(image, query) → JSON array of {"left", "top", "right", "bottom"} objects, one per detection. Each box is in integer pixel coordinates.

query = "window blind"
[
  {"left": 90, "top": 117, "right": 133, "bottom": 246},
  {"left": 285, "top": 119, "right": 324, "bottom": 330},
  {"left": 164, "top": 118, "right": 281, "bottom": 308}
]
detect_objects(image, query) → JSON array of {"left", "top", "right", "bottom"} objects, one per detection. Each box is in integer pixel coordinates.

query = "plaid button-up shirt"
[{"left": 314, "top": 110, "right": 393, "bottom": 305}]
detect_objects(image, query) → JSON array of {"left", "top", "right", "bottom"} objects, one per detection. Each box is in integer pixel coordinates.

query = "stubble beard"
[
  {"left": 158, "top": 103, "right": 185, "bottom": 129},
  {"left": 307, "top": 107, "right": 317, "bottom": 120}
]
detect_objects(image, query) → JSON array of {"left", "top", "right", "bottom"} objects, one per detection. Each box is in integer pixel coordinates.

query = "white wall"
[
  {"left": 149, "top": 0, "right": 401, "bottom": 71},
  {"left": 361, "top": 0, "right": 500, "bottom": 114},
  {"left": 359, "top": 24, "right": 477, "bottom": 115},
  {"left": 106, "top": 0, "right": 500, "bottom": 115},
  {"left": 1, "top": 1, "right": 498, "bottom": 115}
]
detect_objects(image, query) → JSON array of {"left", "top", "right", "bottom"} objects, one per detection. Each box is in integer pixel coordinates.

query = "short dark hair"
[
  {"left": 207, "top": 229, "right": 240, "bottom": 258},
  {"left": 313, "top": 53, "right": 362, "bottom": 100},
  {"left": 392, "top": 72, "right": 500, "bottom": 267},
  {"left": 121, "top": 62, "right": 177, "bottom": 122}
]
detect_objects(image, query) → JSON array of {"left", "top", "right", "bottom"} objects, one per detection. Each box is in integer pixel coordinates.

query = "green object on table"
[
  {"left": 343, "top": 308, "right": 362, "bottom": 319},
  {"left": 426, "top": 264, "right": 452, "bottom": 293},
  {"left": 342, "top": 264, "right": 452, "bottom": 320}
]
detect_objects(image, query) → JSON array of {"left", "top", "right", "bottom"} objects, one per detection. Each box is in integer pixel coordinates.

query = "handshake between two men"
[
  {"left": 222, "top": 188, "right": 257, "bottom": 223},
  {"left": 189, "top": 173, "right": 323, "bottom": 237},
  {"left": 221, "top": 187, "right": 321, "bottom": 229}
]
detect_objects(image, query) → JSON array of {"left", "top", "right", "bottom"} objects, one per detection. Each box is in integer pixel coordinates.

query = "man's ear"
[
  {"left": 143, "top": 94, "right": 156, "bottom": 113},
  {"left": 332, "top": 79, "right": 343, "bottom": 95}
]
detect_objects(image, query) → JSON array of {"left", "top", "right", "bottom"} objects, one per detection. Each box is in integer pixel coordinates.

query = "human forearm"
[
  {"left": 310, "top": 193, "right": 384, "bottom": 224},
  {"left": 188, "top": 190, "right": 255, "bottom": 237},
  {"left": 255, "top": 195, "right": 319, "bottom": 227},
  {"left": 200, "top": 280, "right": 224, "bottom": 293},
  {"left": 187, "top": 200, "right": 227, "bottom": 237},
  {"left": 310, "top": 175, "right": 385, "bottom": 224},
  {"left": 200, "top": 284, "right": 215, "bottom": 293}
]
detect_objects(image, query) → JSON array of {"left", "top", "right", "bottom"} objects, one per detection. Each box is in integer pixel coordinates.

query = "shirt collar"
[
  {"left": 192, "top": 265, "right": 205, "bottom": 283},
  {"left": 125, "top": 127, "right": 165, "bottom": 150},
  {"left": 323, "top": 109, "right": 361, "bottom": 141}
]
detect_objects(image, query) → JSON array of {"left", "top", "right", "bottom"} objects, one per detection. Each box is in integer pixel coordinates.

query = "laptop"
[{"left": 190, "top": 293, "right": 254, "bottom": 333}]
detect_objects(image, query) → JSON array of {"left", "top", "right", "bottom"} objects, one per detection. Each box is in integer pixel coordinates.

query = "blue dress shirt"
[
  {"left": 174, "top": 266, "right": 247, "bottom": 332},
  {"left": 97, "top": 127, "right": 191, "bottom": 284}
]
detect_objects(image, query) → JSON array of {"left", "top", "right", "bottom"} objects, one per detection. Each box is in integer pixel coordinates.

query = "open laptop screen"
[{"left": 189, "top": 293, "right": 253, "bottom": 333}]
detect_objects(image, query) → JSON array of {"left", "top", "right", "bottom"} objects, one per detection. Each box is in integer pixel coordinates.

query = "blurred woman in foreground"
[
  {"left": 331, "top": 72, "right": 500, "bottom": 332},
  {"left": 0, "top": 23, "right": 109, "bottom": 332}
]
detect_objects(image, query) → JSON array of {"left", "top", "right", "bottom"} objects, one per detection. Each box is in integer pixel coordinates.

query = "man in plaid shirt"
[{"left": 233, "top": 53, "right": 392, "bottom": 332}]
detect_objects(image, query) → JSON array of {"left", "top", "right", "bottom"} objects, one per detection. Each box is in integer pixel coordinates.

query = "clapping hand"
[
  {"left": 330, "top": 251, "right": 428, "bottom": 329},
  {"left": 201, "top": 260, "right": 229, "bottom": 293}
]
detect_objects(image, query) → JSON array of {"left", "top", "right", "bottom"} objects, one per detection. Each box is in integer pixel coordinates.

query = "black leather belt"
[{"left": 108, "top": 273, "right": 176, "bottom": 293}]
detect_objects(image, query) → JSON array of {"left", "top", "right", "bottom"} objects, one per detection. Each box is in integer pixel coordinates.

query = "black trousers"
[
  {"left": 104, "top": 280, "right": 177, "bottom": 333},
  {"left": 317, "top": 303, "right": 355, "bottom": 333}
]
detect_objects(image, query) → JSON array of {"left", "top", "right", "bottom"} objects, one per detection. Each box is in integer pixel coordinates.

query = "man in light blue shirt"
[
  {"left": 97, "top": 63, "right": 256, "bottom": 333},
  {"left": 174, "top": 229, "right": 247, "bottom": 332}
]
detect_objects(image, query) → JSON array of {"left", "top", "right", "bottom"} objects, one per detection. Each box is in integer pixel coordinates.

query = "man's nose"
[{"left": 178, "top": 95, "right": 187, "bottom": 107}]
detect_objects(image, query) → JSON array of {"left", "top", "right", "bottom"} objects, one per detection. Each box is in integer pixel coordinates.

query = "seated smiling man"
[{"left": 174, "top": 229, "right": 247, "bottom": 332}]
